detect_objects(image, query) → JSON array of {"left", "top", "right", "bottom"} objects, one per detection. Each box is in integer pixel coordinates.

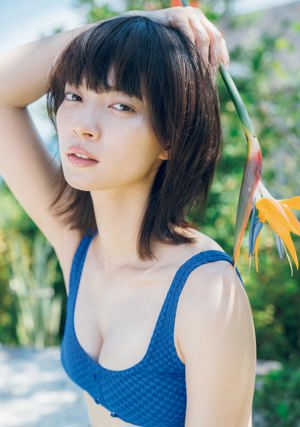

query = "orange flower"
[
  {"left": 249, "top": 181, "right": 300, "bottom": 274},
  {"left": 179, "top": 1, "right": 300, "bottom": 274}
]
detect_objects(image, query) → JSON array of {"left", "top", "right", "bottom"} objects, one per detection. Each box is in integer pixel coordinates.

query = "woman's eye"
[
  {"left": 64, "top": 92, "right": 82, "bottom": 102},
  {"left": 111, "top": 103, "right": 134, "bottom": 112}
]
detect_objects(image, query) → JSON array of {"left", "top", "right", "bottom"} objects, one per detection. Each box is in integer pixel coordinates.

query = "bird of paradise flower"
[
  {"left": 220, "top": 66, "right": 300, "bottom": 275},
  {"left": 180, "top": 0, "right": 300, "bottom": 274}
]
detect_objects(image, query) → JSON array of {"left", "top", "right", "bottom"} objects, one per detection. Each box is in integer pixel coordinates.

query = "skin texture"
[
  {"left": 0, "top": 6, "right": 255, "bottom": 427},
  {"left": 56, "top": 81, "right": 169, "bottom": 274},
  {"left": 73, "top": 231, "right": 255, "bottom": 427},
  {"left": 57, "top": 83, "right": 168, "bottom": 193}
]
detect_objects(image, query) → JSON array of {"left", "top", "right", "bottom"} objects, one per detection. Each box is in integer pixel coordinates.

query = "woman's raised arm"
[{"left": 0, "top": 26, "right": 94, "bottom": 263}]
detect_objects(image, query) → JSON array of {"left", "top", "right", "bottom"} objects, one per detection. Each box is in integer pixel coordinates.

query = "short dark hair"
[{"left": 47, "top": 15, "right": 222, "bottom": 260}]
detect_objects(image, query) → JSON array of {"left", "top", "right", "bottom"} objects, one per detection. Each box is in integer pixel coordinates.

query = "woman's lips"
[
  {"left": 66, "top": 146, "right": 100, "bottom": 167},
  {"left": 67, "top": 154, "right": 99, "bottom": 167}
]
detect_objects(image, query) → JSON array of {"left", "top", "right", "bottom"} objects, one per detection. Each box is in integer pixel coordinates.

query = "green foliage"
[
  {"left": 254, "top": 364, "right": 300, "bottom": 426},
  {"left": 182, "top": 3, "right": 300, "bottom": 365},
  {"left": 0, "top": 182, "right": 65, "bottom": 346},
  {"left": 208, "top": 24, "right": 300, "bottom": 364},
  {"left": 7, "top": 232, "right": 62, "bottom": 348},
  {"left": 0, "top": 228, "right": 17, "bottom": 344},
  {"left": 73, "top": 0, "right": 119, "bottom": 21},
  {"left": 0, "top": 182, "right": 36, "bottom": 345}
]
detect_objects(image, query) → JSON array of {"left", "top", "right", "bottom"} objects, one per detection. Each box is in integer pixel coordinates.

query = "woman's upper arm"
[
  {"left": 0, "top": 105, "right": 69, "bottom": 256},
  {"left": 179, "top": 261, "right": 256, "bottom": 427}
]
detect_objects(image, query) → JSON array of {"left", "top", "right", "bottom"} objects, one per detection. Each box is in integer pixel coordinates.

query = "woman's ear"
[{"left": 158, "top": 148, "right": 169, "bottom": 161}]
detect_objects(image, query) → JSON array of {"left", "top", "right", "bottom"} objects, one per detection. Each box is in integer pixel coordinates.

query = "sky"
[{"left": 0, "top": 0, "right": 82, "bottom": 52}]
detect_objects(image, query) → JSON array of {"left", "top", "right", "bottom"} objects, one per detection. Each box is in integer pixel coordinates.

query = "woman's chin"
[
  {"left": 63, "top": 174, "right": 95, "bottom": 191},
  {"left": 63, "top": 173, "right": 113, "bottom": 192}
]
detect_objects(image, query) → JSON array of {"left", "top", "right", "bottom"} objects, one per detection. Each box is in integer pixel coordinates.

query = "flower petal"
[
  {"left": 279, "top": 196, "right": 300, "bottom": 210},
  {"left": 275, "top": 234, "right": 285, "bottom": 259},
  {"left": 256, "top": 198, "right": 299, "bottom": 234},
  {"left": 280, "top": 202, "right": 300, "bottom": 235},
  {"left": 254, "top": 228, "right": 262, "bottom": 272},
  {"left": 282, "top": 241, "right": 294, "bottom": 276},
  {"left": 264, "top": 215, "right": 299, "bottom": 269},
  {"left": 248, "top": 205, "right": 256, "bottom": 255},
  {"left": 249, "top": 218, "right": 263, "bottom": 255}
]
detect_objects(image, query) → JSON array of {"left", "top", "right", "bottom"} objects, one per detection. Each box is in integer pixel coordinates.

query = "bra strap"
[{"left": 148, "top": 250, "right": 244, "bottom": 369}]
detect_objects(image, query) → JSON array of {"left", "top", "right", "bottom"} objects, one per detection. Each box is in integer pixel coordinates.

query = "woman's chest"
[
  {"left": 58, "top": 228, "right": 214, "bottom": 371},
  {"left": 58, "top": 230, "right": 237, "bottom": 426},
  {"left": 72, "top": 262, "right": 185, "bottom": 370},
  {"left": 62, "top": 263, "right": 187, "bottom": 427}
]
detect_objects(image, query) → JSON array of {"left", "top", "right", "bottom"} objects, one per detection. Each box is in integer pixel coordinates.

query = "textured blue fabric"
[{"left": 61, "top": 231, "right": 244, "bottom": 427}]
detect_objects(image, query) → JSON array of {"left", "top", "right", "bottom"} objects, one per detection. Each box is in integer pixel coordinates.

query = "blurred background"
[{"left": 0, "top": 1, "right": 300, "bottom": 426}]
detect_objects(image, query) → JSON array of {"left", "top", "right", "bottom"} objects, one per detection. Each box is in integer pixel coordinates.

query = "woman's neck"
[{"left": 90, "top": 185, "right": 157, "bottom": 276}]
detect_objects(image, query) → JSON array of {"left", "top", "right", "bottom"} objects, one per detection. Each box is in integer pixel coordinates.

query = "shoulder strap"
[{"left": 146, "top": 250, "right": 244, "bottom": 369}]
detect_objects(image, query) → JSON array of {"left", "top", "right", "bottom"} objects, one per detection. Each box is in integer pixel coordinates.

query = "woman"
[{"left": 0, "top": 5, "right": 256, "bottom": 427}]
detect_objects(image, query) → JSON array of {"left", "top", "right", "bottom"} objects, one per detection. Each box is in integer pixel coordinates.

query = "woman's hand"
[{"left": 127, "top": 6, "right": 229, "bottom": 72}]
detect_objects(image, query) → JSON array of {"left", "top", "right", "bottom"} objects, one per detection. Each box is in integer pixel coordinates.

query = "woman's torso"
[{"left": 57, "top": 227, "right": 238, "bottom": 427}]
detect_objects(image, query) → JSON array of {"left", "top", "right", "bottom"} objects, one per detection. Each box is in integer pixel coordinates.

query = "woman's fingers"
[
  {"left": 195, "top": 8, "right": 230, "bottom": 67},
  {"left": 187, "top": 14, "right": 210, "bottom": 65},
  {"left": 138, "top": 5, "right": 230, "bottom": 69},
  {"left": 221, "top": 37, "right": 230, "bottom": 68},
  {"left": 165, "top": 6, "right": 230, "bottom": 69},
  {"left": 167, "top": 12, "right": 196, "bottom": 45}
]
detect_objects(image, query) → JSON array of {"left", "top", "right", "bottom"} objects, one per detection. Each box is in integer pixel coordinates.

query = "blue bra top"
[{"left": 60, "top": 231, "right": 244, "bottom": 427}]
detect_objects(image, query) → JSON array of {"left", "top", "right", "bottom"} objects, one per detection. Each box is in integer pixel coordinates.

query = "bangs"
[
  {"left": 48, "top": 15, "right": 179, "bottom": 107},
  {"left": 60, "top": 17, "right": 150, "bottom": 99},
  {"left": 47, "top": 15, "right": 201, "bottom": 142}
]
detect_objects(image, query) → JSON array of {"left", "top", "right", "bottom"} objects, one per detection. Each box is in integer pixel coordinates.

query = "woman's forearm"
[{"left": 0, "top": 24, "right": 95, "bottom": 108}]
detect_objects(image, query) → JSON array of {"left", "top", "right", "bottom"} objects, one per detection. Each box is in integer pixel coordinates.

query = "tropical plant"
[
  {"left": 254, "top": 364, "right": 300, "bottom": 427},
  {"left": 7, "top": 231, "right": 62, "bottom": 348}
]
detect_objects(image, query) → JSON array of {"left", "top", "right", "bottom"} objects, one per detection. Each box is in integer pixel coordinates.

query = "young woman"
[{"left": 0, "top": 6, "right": 256, "bottom": 427}]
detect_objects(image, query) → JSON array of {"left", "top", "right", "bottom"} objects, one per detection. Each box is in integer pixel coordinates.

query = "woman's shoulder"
[
  {"left": 181, "top": 227, "right": 226, "bottom": 254},
  {"left": 176, "top": 230, "right": 250, "bottom": 345},
  {"left": 176, "top": 227, "right": 246, "bottom": 308},
  {"left": 188, "top": 228, "right": 224, "bottom": 252},
  {"left": 158, "top": 226, "right": 230, "bottom": 277}
]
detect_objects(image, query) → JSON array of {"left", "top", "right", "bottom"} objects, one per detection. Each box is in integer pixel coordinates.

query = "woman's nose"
[{"left": 72, "top": 125, "right": 100, "bottom": 140}]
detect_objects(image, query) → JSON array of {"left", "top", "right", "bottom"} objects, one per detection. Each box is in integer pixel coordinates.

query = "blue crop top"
[{"left": 60, "top": 231, "right": 244, "bottom": 427}]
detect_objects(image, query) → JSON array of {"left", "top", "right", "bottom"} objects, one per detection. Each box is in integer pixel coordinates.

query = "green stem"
[{"left": 219, "top": 64, "right": 256, "bottom": 135}]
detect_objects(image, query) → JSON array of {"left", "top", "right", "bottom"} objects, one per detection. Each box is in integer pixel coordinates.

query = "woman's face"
[{"left": 56, "top": 80, "right": 168, "bottom": 192}]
